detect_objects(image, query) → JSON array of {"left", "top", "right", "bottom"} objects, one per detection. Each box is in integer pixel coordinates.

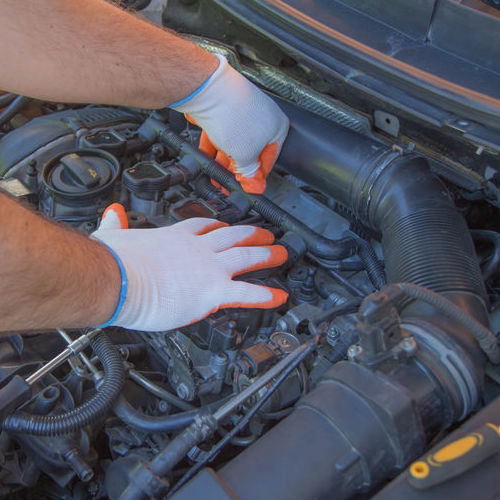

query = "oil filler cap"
[
  {"left": 42, "top": 148, "right": 119, "bottom": 200},
  {"left": 48, "top": 152, "right": 112, "bottom": 193}
]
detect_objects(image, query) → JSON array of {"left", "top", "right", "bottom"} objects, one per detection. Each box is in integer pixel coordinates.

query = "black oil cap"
[
  {"left": 49, "top": 153, "right": 111, "bottom": 193},
  {"left": 41, "top": 148, "right": 119, "bottom": 203}
]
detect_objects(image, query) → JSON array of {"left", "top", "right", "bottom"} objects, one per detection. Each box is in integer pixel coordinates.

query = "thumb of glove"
[{"left": 97, "top": 203, "right": 129, "bottom": 231}]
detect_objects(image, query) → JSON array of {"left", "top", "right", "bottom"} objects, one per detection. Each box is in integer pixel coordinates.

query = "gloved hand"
[
  {"left": 92, "top": 204, "right": 288, "bottom": 332},
  {"left": 170, "top": 54, "right": 289, "bottom": 194}
]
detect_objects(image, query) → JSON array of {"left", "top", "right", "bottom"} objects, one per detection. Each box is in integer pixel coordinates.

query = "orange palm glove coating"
[
  {"left": 172, "top": 54, "right": 289, "bottom": 194},
  {"left": 92, "top": 204, "right": 289, "bottom": 331}
]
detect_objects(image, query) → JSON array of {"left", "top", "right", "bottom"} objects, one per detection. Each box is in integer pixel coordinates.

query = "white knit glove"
[
  {"left": 171, "top": 54, "right": 289, "bottom": 194},
  {"left": 92, "top": 204, "right": 288, "bottom": 332}
]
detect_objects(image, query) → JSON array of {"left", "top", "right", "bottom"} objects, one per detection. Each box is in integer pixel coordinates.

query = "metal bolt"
[
  {"left": 158, "top": 400, "right": 169, "bottom": 413},
  {"left": 176, "top": 383, "right": 190, "bottom": 400},
  {"left": 327, "top": 326, "right": 341, "bottom": 346},
  {"left": 401, "top": 336, "right": 417, "bottom": 355},
  {"left": 347, "top": 344, "right": 362, "bottom": 361}
]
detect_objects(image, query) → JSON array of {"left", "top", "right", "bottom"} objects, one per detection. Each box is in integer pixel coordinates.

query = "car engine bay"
[{"left": 0, "top": 1, "right": 499, "bottom": 499}]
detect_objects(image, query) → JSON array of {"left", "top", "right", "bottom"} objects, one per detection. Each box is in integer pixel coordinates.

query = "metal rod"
[
  {"left": 57, "top": 329, "right": 100, "bottom": 377},
  {"left": 26, "top": 349, "right": 74, "bottom": 386},
  {"left": 213, "top": 340, "right": 313, "bottom": 422},
  {"left": 327, "top": 268, "right": 366, "bottom": 297},
  {"left": 25, "top": 330, "right": 98, "bottom": 386}
]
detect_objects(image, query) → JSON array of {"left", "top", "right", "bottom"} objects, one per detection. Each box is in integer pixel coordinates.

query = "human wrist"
[
  {"left": 91, "top": 240, "right": 127, "bottom": 328},
  {"left": 169, "top": 53, "right": 226, "bottom": 109}
]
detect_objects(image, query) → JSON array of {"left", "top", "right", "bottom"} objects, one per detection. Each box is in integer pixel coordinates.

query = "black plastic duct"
[{"left": 277, "top": 100, "right": 487, "bottom": 318}]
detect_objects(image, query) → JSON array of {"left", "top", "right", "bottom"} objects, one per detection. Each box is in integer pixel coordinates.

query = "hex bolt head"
[
  {"left": 401, "top": 336, "right": 417, "bottom": 355},
  {"left": 347, "top": 344, "right": 362, "bottom": 361},
  {"left": 176, "top": 383, "right": 190, "bottom": 400},
  {"left": 158, "top": 400, "right": 169, "bottom": 413}
]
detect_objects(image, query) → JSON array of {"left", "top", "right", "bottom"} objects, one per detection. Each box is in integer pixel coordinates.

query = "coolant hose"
[{"left": 3, "top": 333, "right": 125, "bottom": 436}]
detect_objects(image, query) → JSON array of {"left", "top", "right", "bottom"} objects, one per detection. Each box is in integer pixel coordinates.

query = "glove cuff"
[
  {"left": 169, "top": 54, "right": 227, "bottom": 109},
  {"left": 93, "top": 244, "right": 129, "bottom": 329}
]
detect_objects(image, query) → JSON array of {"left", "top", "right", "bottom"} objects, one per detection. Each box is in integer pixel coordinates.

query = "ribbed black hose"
[
  {"left": 0, "top": 95, "right": 31, "bottom": 128},
  {"left": 195, "top": 175, "right": 222, "bottom": 200},
  {"left": 382, "top": 207, "right": 486, "bottom": 299},
  {"left": 157, "top": 125, "right": 357, "bottom": 260},
  {"left": 357, "top": 239, "right": 386, "bottom": 289},
  {"left": 272, "top": 102, "right": 488, "bottom": 319},
  {"left": 3, "top": 333, "right": 125, "bottom": 436}
]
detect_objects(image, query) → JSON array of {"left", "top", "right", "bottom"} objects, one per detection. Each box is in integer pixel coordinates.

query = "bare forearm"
[
  {"left": 0, "top": 0, "right": 217, "bottom": 107},
  {"left": 0, "top": 193, "right": 120, "bottom": 331}
]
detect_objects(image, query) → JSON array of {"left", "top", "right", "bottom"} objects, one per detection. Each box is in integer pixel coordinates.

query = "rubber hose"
[
  {"left": 472, "top": 230, "right": 500, "bottom": 280},
  {"left": 357, "top": 239, "right": 386, "bottom": 289},
  {"left": 3, "top": 333, "right": 125, "bottom": 436},
  {"left": 381, "top": 203, "right": 486, "bottom": 302},
  {"left": 275, "top": 103, "right": 487, "bottom": 316},
  {"left": 0, "top": 96, "right": 31, "bottom": 128},
  {"left": 113, "top": 395, "right": 200, "bottom": 433},
  {"left": 387, "top": 283, "right": 500, "bottom": 364},
  {"left": 113, "top": 393, "right": 231, "bottom": 433},
  {"left": 158, "top": 126, "right": 358, "bottom": 260}
]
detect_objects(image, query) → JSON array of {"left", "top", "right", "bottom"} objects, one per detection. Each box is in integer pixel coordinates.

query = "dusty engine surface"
[
  {"left": 0, "top": 51, "right": 499, "bottom": 500},
  {"left": 0, "top": 102, "right": 383, "bottom": 498}
]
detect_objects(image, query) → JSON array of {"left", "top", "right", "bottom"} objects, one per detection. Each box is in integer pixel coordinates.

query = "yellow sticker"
[{"left": 88, "top": 168, "right": 98, "bottom": 179}]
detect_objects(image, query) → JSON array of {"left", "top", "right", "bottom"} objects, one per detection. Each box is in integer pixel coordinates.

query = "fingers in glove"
[
  {"left": 186, "top": 118, "right": 217, "bottom": 158},
  {"left": 212, "top": 143, "right": 279, "bottom": 195},
  {"left": 201, "top": 226, "right": 275, "bottom": 252},
  {"left": 239, "top": 142, "right": 279, "bottom": 194},
  {"left": 173, "top": 217, "right": 229, "bottom": 235},
  {"left": 99, "top": 203, "right": 128, "bottom": 230},
  {"left": 199, "top": 129, "right": 218, "bottom": 158},
  {"left": 219, "top": 245, "right": 288, "bottom": 277},
  {"left": 219, "top": 281, "right": 288, "bottom": 309}
]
